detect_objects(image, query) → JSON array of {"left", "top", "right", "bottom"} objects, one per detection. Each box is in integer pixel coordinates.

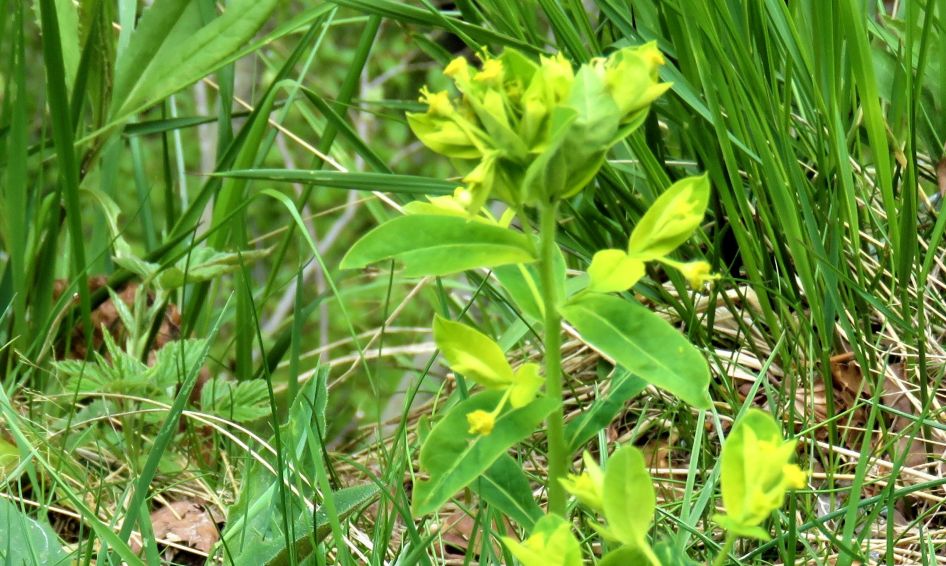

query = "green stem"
[
  {"left": 711, "top": 533, "right": 737, "bottom": 566},
  {"left": 539, "top": 202, "right": 567, "bottom": 516}
]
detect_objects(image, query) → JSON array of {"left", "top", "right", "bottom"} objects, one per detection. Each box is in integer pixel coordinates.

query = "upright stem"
[
  {"left": 539, "top": 202, "right": 567, "bottom": 516},
  {"left": 711, "top": 533, "right": 737, "bottom": 566}
]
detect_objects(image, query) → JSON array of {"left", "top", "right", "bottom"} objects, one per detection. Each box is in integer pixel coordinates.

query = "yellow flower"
[
  {"left": 677, "top": 260, "right": 720, "bottom": 288},
  {"left": 474, "top": 58, "right": 504, "bottom": 85},
  {"left": 444, "top": 56, "right": 469, "bottom": 79},
  {"left": 419, "top": 86, "right": 453, "bottom": 117},
  {"left": 466, "top": 409, "right": 496, "bottom": 435},
  {"left": 782, "top": 464, "right": 808, "bottom": 490},
  {"left": 559, "top": 452, "right": 605, "bottom": 512}
]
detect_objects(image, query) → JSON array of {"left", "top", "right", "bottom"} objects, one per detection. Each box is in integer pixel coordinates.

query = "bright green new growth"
[
  {"left": 588, "top": 174, "right": 720, "bottom": 293},
  {"left": 714, "top": 409, "right": 808, "bottom": 541},
  {"left": 501, "top": 514, "right": 583, "bottom": 566},
  {"left": 432, "top": 315, "right": 543, "bottom": 434},
  {"left": 406, "top": 43, "right": 669, "bottom": 211}
]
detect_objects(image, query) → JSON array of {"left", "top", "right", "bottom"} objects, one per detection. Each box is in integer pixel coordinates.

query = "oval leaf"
[
  {"left": 628, "top": 175, "right": 710, "bottom": 260},
  {"left": 433, "top": 315, "right": 514, "bottom": 388},
  {"left": 493, "top": 246, "right": 566, "bottom": 322},
  {"left": 587, "top": 249, "right": 645, "bottom": 293},
  {"left": 603, "top": 446, "right": 655, "bottom": 547},
  {"left": 340, "top": 215, "right": 536, "bottom": 276},
  {"left": 0, "top": 499, "right": 69, "bottom": 565},
  {"left": 501, "top": 514, "right": 582, "bottom": 566},
  {"left": 560, "top": 293, "right": 712, "bottom": 408},
  {"left": 412, "top": 391, "right": 557, "bottom": 517},
  {"left": 474, "top": 455, "right": 544, "bottom": 529}
]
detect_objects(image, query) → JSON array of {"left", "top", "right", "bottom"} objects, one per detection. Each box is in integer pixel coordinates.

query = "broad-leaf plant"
[{"left": 341, "top": 44, "right": 806, "bottom": 564}]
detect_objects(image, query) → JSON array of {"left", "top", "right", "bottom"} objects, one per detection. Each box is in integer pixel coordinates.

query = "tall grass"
[{"left": 0, "top": 0, "right": 943, "bottom": 564}]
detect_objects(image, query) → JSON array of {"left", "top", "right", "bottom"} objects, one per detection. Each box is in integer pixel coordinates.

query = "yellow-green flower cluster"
[
  {"left": 586, "top": 175, "right": 720, "bottom": 293},
  {"left": 407, "top": 45, "right": 670, "bottom": 212},
  {"left": 433, "top": 315, "right": 543, "bottom": 436},
  {"left": 714, "top": 409, "right": 808, "bottom": 540}
]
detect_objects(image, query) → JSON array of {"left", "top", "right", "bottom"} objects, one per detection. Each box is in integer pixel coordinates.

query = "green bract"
[
  {"left": 407, "top": 43, "right": 669, "bottom": 210},
  {"left": 558, "top": 445, "right": 661, "bottom": 566},
  {"left": 501, "top": 514, "right": 583, "bottom": 566},
  {"left": 585, "top": 174, "right": 718, "bottom": 294},
  {"left": 432, "top": 315, "right": 543, "bottom": 436},
  {"left": 714, "top": 409, "right": 808, "bottom": 540}
]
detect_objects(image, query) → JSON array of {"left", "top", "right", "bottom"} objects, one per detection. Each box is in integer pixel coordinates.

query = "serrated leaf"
[
  {"left": 111, "top": 0, "right": 278, "bottom": 122},
  {"left": 340, "top": 215, "right": 536, "bottom": 276},
  {"left": 412, "top": 391, "right": 557, "bottom": 517},
  {"left": 150, "top": 339, "right": 210, "bottom": 390},
  {"left": 560, "top": 293, "right": 712, "bottom": 409},
  {"left": 200, "top": 378, "right": 271, "bottom": 423},
  {"left": 220, "top": 482, "right": 379, "bottom": 565}
]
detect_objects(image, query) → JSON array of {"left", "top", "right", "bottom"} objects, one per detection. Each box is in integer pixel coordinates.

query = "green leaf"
[
  {"left": 715, "top": 409, "right": 802, "bottom": 540},
  {"left": 157, "top": 246, "right": 271, "bottom": 288},
  {"left": 493, "top": 247, "right": 566, "bottom": 322},
  {"left": 199, "top": 378, "right": 271, "bottom": 423},
  {"left": 221, "top": 482, "right": 379, "bottom": 565},
  {"left": 720, "top": 410, "right": 779, "bottom": 523},
  {"left": 500, "top": 514, "right": 582, "bottom": 566},
  {"left": 216, "top": 169, "right": 455, "bottom": 196},
  {"left": 412, "top": 391, "right": 557, "bottom": 517},
  {"left": 0, "top": 499, "right": 70, "bottom": 565},
  {"left": 473, "top": 454, "right": 543, "bottom": 530},
  {"left": 653, "top": 539, "right": 701, "bottom": 566},
  {"left": 587, "top": 249, "right": 645, "bottom": 293},
  {"left": 53, "top": 0, "right": 80, "bottom": 92},
  {"left": 0, "top": 436, "right": 19, "bottom": 477},
  {"left": 565, "top": 369, "right": 647, "bottom": 453},
  {"left": 111, "top": 0, "right": 278, "bottom": 122},
  {"left": 114, "top": 245, "right": 270, "bottom": 289},
  {"left": 509, "top": 363, "right": 543, "bottom": 409},
  {"left": 712, "top": 514, "right": 771, "bottom": 541},
  {"left": 602, "top": 445, "right": 655, "bottom": 547},
  {"left": 560, "top": 293, "right": 712, "bottom": 408},
  {"left": 628, "top": 175, "right": 710, "bottom": 260},
  {"left": 433, "top": 315, "right": 515, "bottom": 388},
  {"left": 340, "top": 215, "right": 536, "bottom": 276},
  {"left": 599, "top": 545, "right": 656, "bottom": 566}
]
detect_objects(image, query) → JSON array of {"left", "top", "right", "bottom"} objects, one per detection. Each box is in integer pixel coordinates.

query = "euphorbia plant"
[{"left": 339, "top": 43, "right": 801, "bottom": 562}]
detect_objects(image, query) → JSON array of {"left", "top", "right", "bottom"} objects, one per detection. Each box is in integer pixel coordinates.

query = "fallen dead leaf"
[{"left": 132, "top": 500, "right": 221, "bottom": 555}]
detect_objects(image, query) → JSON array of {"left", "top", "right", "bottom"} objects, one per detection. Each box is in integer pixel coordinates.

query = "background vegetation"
[{"left": 0, "top": 0, "right": 944, "bottom": 564}]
